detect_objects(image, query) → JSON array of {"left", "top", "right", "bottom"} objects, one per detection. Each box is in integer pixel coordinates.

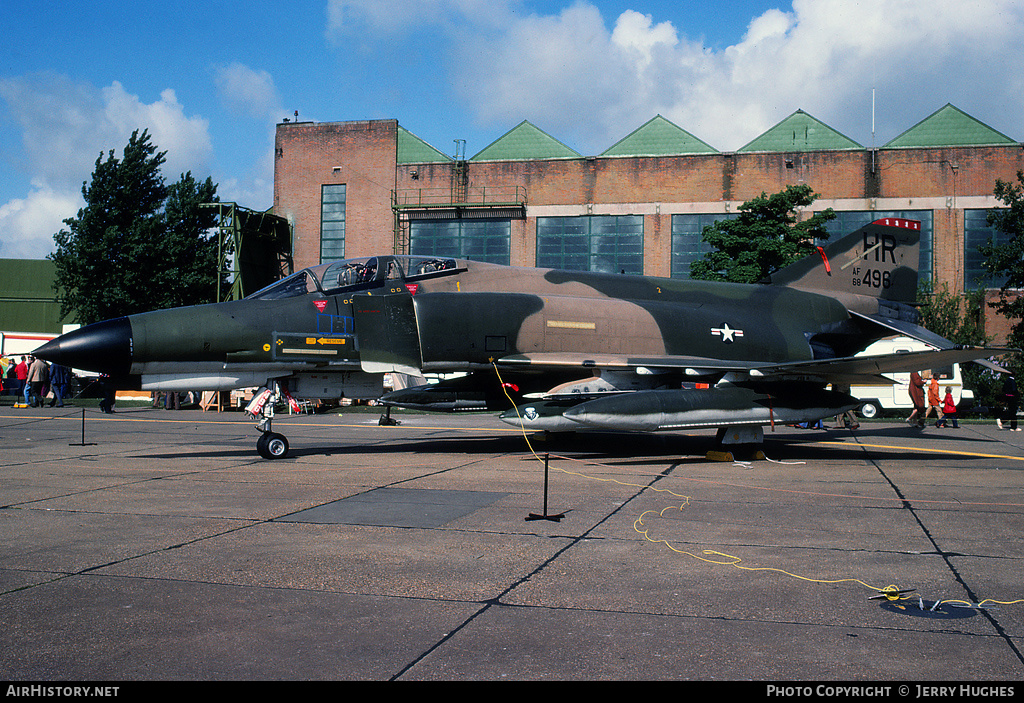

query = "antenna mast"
[{"left": 871, "top": 88, "right": 877, "bottom": 175}]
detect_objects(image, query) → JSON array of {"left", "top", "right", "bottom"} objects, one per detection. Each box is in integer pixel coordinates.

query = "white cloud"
[
  {"left": 211, "top": 62, "right": 284, "bottom": 210},
  {"left": 0, "top": 181, "right": 80, "bottom": 259},
  {"left": 421, "top": 0, "right": 1024, "bottom": 153},
  {"left": 611, "top": 10, "right": 679, "bottom": 67},
  {"left": 214, "top": 148, "right": 276, "bottom": 213},
  {"left": 214, "top": 63, "right": 283, "bottom": 121},
  {"left": 0, "top": 75, "right": 214, "bottom": 258},
  {"left": 456, "top": 3, "right": 629, "bottom": 140},
  {"left": 105, "top": 83, "right": 212, "bottom": 179},
  {"left": 326, "top": 0, "right": 510, "bottom": 36}
]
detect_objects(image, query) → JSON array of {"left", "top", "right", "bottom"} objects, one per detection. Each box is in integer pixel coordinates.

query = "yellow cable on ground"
[
  {"left": 632, "top": 504, "right": 898, "bottom": 593},
  {"left": 492, "top": 362, "right": 1023, "bottom": 608}
]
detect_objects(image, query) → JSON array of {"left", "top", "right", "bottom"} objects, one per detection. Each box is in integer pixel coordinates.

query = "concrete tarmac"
[{"left": 1, "top": 404, "right": 1023, "bottom": 681}]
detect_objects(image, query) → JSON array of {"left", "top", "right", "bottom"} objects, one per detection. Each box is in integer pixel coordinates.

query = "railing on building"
[
  {"left": 391, "top": 185, "right": 527, "bottom": 254},
  {"left": 392, "top": 185, "right": 527, "bottom": 211}
]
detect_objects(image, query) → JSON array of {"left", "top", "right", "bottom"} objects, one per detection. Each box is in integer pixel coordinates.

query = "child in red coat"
[{"left": 938, "top": 387, "right": 958, "bottom": 428}]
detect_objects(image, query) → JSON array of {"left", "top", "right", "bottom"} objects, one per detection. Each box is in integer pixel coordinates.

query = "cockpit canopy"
[{"left": 245, "top": 255, "right": 462, "bottom": 300}]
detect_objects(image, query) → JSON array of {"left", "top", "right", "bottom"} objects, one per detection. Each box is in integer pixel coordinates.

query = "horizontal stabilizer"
[
  {"left": 853, "top": 311, "right": 1016, "bottom": 374},
  {"left": 852, "top": 311, "right": 957, "bottom": 349},
  {"left": 756, "top": 346, "right": 1011, "bottom": 380}
]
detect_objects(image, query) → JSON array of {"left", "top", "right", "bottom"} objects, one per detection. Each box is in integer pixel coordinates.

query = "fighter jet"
[{"left": 33, "top": 218, "right": 1006, "bottom": 458}]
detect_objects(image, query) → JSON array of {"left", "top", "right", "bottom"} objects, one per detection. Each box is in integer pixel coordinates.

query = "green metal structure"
[{"left": 201, "top": 202, "right": 293, "bottom": 301}]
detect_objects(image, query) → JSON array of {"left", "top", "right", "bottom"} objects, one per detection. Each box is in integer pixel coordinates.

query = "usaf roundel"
[{"left": 711, "top": 323, "right": 744, "bottom": 343}]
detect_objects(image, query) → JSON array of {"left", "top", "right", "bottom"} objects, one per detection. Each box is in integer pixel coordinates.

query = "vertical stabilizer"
[{"left": 766, "top": 218, "right": 921, "bottom": 303}]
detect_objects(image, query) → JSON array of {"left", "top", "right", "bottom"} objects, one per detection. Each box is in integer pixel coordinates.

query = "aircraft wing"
[
  {"left": 497, "top": 352, "right": 769, "bottom": 374},
  {"left": 497, "top": 345, "right": 1010, "bottom": 386}
]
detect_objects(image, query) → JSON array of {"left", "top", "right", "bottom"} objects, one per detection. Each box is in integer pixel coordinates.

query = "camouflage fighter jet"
[{"left": 33, "top": 218, "right": 1006, "bottom": 458}]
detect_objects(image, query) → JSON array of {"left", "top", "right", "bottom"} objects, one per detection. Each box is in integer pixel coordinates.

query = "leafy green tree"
[
  {"left": 917, "top": 282, "right": 989, "bottom": 347},
  {"left": 51, "top": 130, "right": 220, "bottom": 324},
  {"left": 149, "top": 172, "right": 221, "bottom": 310},
  {"left": 690, "top": 184, "right": 836, "bottom": 283},
  {"left": 978, "top": 170, "right": 1024, "bottom": 376}
]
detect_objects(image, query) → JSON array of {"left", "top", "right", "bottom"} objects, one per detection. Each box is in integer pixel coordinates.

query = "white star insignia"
[{"left": 711, "top": 323, "right": 744, "bottom": 343}]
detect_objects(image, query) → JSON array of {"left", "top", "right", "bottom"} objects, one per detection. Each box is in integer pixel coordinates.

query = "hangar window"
[
  {"left": 536, "top": 215, "right": 643, "bottom": 274},
  {"left": 671, "top": 213, "right": 737, "bottom": 278},
  {"left": 320, "top": 184, "right": 346, "bottom": 262},
  {"left": 409, "top": 218, "right": 510, "bottom": 265},
  {"left": 964, "top": 209, "right": 1012, "bottom": 289}
]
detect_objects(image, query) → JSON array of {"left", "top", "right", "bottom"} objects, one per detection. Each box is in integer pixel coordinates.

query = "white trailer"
[
  {"left": 1, "top": 331, "right": 57, "bottom": 357},
  {"left": 849, "top": 336, "right": 974, "bottom": 419}
]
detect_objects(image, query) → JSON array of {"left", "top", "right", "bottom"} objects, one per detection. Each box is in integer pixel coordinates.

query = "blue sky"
[{"left": 2, "top": 0, "right": 1023, "bottom": 258}]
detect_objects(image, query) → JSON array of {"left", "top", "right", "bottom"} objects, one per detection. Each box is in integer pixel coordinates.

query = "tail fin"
[{"left": 766, "top": 218, "right": 921, "bottom": 303}]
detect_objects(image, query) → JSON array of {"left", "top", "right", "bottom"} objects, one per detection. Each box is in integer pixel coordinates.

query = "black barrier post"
[
  {"left": 526, "top": 453, "right": 566, "bottom": 522},
  {"left": 70, "top": 407, "right": 97, "bottom": 447}
]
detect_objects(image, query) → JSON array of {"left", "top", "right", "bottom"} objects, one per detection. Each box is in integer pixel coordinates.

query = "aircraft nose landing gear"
[
  {"left": 246, "top": 384, "right": 292, "bottom": 460},
  {"left": 257, "top": 431, "right": 289, "bottom": 460}
]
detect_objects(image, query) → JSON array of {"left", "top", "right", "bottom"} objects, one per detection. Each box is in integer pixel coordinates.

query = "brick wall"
[
  {"left": 274, "top": 120, "right": 398, "bottom": 270},
  {"left": 276, "top": 120, "right": 1024, "bottom": 331}
]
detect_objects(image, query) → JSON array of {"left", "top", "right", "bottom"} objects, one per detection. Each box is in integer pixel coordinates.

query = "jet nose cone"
[{"left": 33, "top": 317, "right": 132, "bottom": 375}]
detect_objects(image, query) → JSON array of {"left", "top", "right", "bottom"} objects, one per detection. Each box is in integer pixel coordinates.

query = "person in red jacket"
[
  {"left": 15, "top": 356, "right": 29, "bottom": 405},
  {"left": 938, "top": 387, "right": 958, "bottom": 428}
]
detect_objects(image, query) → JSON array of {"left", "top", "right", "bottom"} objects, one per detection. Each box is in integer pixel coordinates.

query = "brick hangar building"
[{"left": 273, "top": 104, "right": 1024, "bottom": 341}]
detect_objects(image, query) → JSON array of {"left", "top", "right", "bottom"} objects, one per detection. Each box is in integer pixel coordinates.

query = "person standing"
[
  {"left": 925, "top": 373, "right": 944, "bottom": 427},
  {"left": 98, "top": 374, "right": 116, "bottom": 414},
  {"left": 48, "top": 363, "right": 70, "bottom": 407},
  {"left": 15, "top": 356, "right": 29, "bottom": 406},
  {"left": 3, "top": 357, "right": 15, "bottom": 397},
  {"left": 26, "top": 356, "right": 49, "bottom": 407},
  {"left": 939, "top": 387, "right": 958, "bottom": 428},
  {"left": 907, "top": 370, "right": 926, "bottom": 428},
  {"left": 164, "top": 390, "right": 180, "bottom": 410},
  {"left": 997, "top": 375, "right": 1019, "bottom": 431}
]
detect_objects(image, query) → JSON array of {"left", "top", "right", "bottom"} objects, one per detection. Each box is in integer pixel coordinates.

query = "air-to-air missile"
[{"left": 34, "top": 218, "right": 1007, "bottom": 459}]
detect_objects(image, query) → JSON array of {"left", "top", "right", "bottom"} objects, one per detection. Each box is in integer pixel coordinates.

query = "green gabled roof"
[
  {"left": 739, "top": 110, "right": 863, "bottom": 152},
  {"left": 397, "top": 127, "right": 452, "bottom": 164},
  {"left": 601, "top": 115, "right": 718, "bottom": 156},
  {"left": 883, "top": 103, "right": 1017, "bottom": 148},
  {"left": 471, "top": 121, "right": 581, "bottom": 161}
]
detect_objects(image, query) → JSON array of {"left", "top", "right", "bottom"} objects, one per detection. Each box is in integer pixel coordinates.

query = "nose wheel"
[
  {"left": 246, "top": 383, "right": 292, "bottom": 460},
  {"left": 257, "top": 431, "right": 289, "bottom": 460}
]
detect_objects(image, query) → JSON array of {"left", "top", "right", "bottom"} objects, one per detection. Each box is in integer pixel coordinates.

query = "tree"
[
  {"left": 51, "top": 130, "right": 220, "bottom": 324},
  {"left": 149, "top": 172, "right": 221, "bottom": 310},
  {"left": 690, "top": 184, "right": 836, "bottom": 283},
  {"left": 917, "top": 282, "right": 988, "bottom": 347},
  {"left": 978, "top": 170, "right": 1024, "bottom": 375}
]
